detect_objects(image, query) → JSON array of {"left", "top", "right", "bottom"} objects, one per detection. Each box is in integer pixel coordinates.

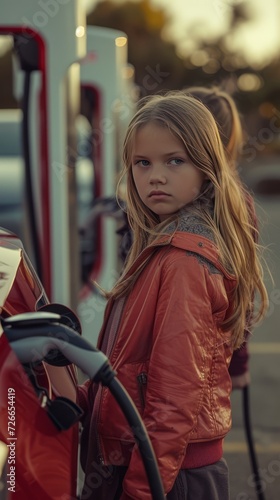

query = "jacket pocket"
[{"left": 137, "top": 372, "right": 147, "bottom": 410}]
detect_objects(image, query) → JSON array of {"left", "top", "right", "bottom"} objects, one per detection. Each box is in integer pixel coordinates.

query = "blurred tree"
[
  {"left": 179, "top": 3, "right": 261, "bottom": 102},
  {"left": 86, "top": 0, "right": 280, "bottom": 158},
  {"left": 87, "top": 0, "right": 187, "bottom": 94},
  {"left": 86, "top": 1, "right": 279, "bottom": 109}
]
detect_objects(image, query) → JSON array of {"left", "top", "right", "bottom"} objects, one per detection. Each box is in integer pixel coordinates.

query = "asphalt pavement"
[{"left": 225, "top": 157, "right": 280, "bottom": 500}]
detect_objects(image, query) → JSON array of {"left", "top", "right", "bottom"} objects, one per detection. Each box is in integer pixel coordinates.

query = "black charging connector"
[{"left": 13, "top": 34, "right": 39, "bottom": 72}]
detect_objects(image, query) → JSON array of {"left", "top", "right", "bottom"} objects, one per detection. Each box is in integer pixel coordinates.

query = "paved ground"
[{"left": 225, "top": 158, "right": 280, "bottom": 500}]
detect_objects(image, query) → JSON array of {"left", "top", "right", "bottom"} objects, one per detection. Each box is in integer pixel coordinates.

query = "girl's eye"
[
  {"left": 135, "top": 159, "right": 150, "bottom": 167},
  {"left": 169, "top": 158, "right": 184, "bottom": 166}
]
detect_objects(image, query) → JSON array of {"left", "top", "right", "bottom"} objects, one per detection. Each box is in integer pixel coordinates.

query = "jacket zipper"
[
  {"left": 137, "top": 372, "right": 147, "bottom": 410},
  {"left": 92, "top": 385, "right": 104, "bottom": 465}
]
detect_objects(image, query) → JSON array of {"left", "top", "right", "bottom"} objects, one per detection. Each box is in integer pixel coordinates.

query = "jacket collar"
[
  {"left": 122, "top": 207, "right": 236, "bottom": 280},
  {"left": 124, "top": 231, "right": 235, "bottom": 282}
]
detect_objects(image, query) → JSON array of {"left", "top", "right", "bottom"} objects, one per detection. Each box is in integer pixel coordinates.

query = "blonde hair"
[
  {"left": 110, "top": 91, "right": 268, "bottom": 349},
  {"left": 184, "top": 86, "right": 243, "bottom": 167}
]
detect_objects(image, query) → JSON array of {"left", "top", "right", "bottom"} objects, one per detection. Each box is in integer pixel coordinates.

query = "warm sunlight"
[
  {"left": 97, "top": 0, "right": 280, "bottom": 67},
  {"left": 152, "top": 0, "right": 280, "bottom": 67}
]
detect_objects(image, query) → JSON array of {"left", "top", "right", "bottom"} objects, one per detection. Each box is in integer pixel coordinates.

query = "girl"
[
  {"left": 185, "top": 85, "right": 258, "bottom": 390},
  {"left": 78, "top": 92, "right": 268, "bottom": 500}
]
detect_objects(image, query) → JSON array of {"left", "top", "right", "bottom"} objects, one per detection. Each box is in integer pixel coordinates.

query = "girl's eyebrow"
[
  {"left": 162, "top": 151, "right": 187, "bottom": 157},
  {"left": 132, "top": 150, "right": 187, "bottom": 159}
]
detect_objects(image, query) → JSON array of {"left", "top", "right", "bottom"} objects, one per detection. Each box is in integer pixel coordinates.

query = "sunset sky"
[
  {"left": 151, "top": 0, "right": 280, "bottom": 67},
  {"left": 84, "top": 0, "right": 280, "bottom": 68}
]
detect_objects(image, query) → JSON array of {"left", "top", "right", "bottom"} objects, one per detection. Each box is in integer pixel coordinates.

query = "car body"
[{"left": 0, "top": 228, "right": 79, "bottom": 499}]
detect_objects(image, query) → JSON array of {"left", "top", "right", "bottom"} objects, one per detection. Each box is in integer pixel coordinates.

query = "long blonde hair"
[
  {"left": 111, "top": 91, "right": 268, "bottom": 348},
  {"left": 184, "top": 85, "right": 243, "bottom": 167}
]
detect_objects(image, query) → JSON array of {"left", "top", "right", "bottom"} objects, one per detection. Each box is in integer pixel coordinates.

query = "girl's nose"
[{"left": 149, "top": 165, "right": 167, "bottom": 184}]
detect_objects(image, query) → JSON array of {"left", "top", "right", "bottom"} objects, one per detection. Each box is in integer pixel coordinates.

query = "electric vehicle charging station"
[
  {"left": 0, "top": 2, "right": 86, "bottom": 497},
  {"left": 0, "top": 13, "right": 137, "bottom": 345},
  {"left": 0, "top": 0, "right": 86, "bottom": 311}
]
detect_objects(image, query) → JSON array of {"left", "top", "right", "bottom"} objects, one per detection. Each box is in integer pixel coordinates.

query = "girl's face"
[{"left": 131, "top": 123, "right": 205, "bottom": 221}]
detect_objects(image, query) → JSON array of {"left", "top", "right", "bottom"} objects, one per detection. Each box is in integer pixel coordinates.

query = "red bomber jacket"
[{"left": 78, "top": 223, "right": 236, "bottom": 499}]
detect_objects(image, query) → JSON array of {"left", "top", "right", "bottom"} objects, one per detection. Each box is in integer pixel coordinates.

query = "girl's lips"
[{"left": 148, "top": 191, "right": 170, "bottom": 197}]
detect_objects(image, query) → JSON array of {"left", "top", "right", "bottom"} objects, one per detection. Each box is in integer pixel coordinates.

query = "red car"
[{"left": 0, "top": 228, "right": 80, "bottom": 499}]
